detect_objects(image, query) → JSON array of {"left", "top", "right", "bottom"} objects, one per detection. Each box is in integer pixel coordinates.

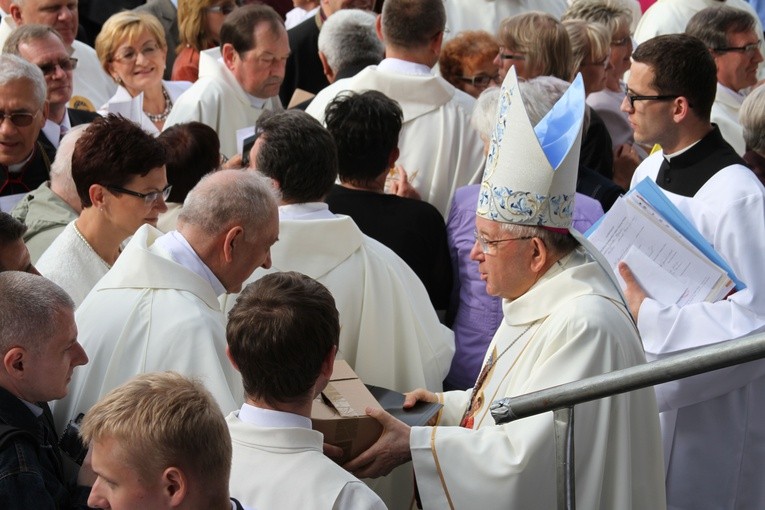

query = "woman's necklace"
[
  {"left": 72, "top": 221, "right": 111, "bottom": 270},
  {"left": 146, "top": 87, "right": 172, "bottom": 122}
]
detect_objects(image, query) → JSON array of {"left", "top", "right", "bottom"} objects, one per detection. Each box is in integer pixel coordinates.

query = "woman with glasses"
[
  {"left": 96, "top": 11, "right": 192, "bottom": 134},
  {"left": 173, "top": 0, "right": 238, "bottom": 82},
  {"left": 439, "top": 30, "right": 500, "bottom": 99},
  {"left": 36, "top": 115, "right": 169, "bottom": 307}
]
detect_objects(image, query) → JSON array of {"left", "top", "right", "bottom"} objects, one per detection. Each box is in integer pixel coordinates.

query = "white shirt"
[
  {"left": 154, "top": 230, "right": 226, "bottom": 296},
  {"left": 238, "top": 403, "right": 312, "bottom": 429},
  {"left": 41, "top": 114, "right": 73, "bottom": 150}
]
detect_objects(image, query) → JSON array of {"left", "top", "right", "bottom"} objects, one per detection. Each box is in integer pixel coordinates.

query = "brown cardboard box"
[{"left": 310, "top": 360, "right": 383, "bottom": 464}]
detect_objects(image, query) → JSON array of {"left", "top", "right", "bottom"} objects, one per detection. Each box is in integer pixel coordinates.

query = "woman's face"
[
  {"left": 581, "top": 49, "right": 611, "bottom": 96},
  {"left": 108, "top": 28, "right": 167, "bottom": 96},
  {"left": 458, "top": 54, "right": 500, "bottom": 98},
  {"left": 494, "top": 45, "right": 527, "bottom": 82},
  {"left": 204, "top": 0, "right": 237, "bottom": 45},
  {"left": 608, "top": 25, "right": 633, "bottom": 85},
  {"left": 102, "top": 166, "right": 169, "bottom": 239}
]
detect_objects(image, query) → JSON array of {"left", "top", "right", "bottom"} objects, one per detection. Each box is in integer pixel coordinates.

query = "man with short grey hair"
[
  {"left": 0, "top": 271, "right": 91, "bottom": 508},
  {"left": 317, "top": 9, "right": 382, "bottom": 84},
  {"left": 307, "top": 0, "right": 484, "bottom": 216},
  {"left": 10, "top": 125, "right": 84, "bottom": 263},
  {"left": 1, "top": 0, "right": 115, "bottom": 110},
  {"left": 686, "top": 5, "right": 764, "bottom": 155},
  {"left": 0, "top": 53, "right": 49, "bottom": 203},
  {"left": 52, "top": 170, "right": 281, "bottom": 433}
]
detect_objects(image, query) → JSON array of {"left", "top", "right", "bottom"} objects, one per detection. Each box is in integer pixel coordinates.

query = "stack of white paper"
[{"left": 585, "top": 178, "right": 740, "bottom": 306}]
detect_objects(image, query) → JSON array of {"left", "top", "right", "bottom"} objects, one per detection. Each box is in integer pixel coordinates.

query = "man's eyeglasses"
[
  {"left": 206, "top": 2, "right": 237, "bottom": 15},
  {"left": 38, "top": 57, "right": 78, "bottom": 77},
  {"left": 712, "top": 40, "right": 763, "bottom": 55},
  {"left": 0, "top": 110, "right": 39, "bottom": 127},
  {"left": 458, "top": 74, "right": 500, "bottom": 88},
  {"left": 106, "top": 184, "right": 172, "bottom": 205},
  {"left": 112, "top": 41, "right": 161, "bottom": 64},
  {"left": 473, "top": 230, "right": 533, "bottom": 254},
  {"left": 623, "top": 91, "right": 679, "bottom": 109}
]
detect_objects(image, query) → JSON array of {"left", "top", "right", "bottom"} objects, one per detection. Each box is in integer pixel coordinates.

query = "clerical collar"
[
  {"left": 153, "top": 230, "right": 227, "bottom": 296},
  {"left": 246, "top": 92, "right": 268, "bottom": 109},
  {"left": 278, "top": 202, "right": 336, "bottom": 220},
  {"left": 239, "top": 403, "right": 312, "bottom": 429},
  {"left": 378, "top": 58, "right": 433, "bottom": 77},
  {"left": 7, "top": 149, "right": 34, "bottom": 174},
  {"left": 664, "top": 137, "right": 702, "bottom": 161}
]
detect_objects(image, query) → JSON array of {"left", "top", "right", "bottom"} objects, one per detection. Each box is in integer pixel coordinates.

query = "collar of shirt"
[
  {"left": 7, "top": 148, "right": 35, "bottom": 173},
  {"left": 718, "top": 82, "right": 745, "bottom": 101},
  {"left": 153, "top": 230, "right": 227, "bottom": 296},
  {"left": 41, "top": 114, "right": 72, "bottom": 150},
  {"left": 377, "top": 58, "right": 433, "bottom": 77},
  {"left": 238, "top": 402, "right": 312, "bottom": 429},
  {"left": 169, "top": 0, "right": 178, "bottom": 9},
  {"left": 20, "top": 399, "right": 43, "bottom": 418},
  {"left": 246, "top": 92, "right": 268, "bottom": 109},
  {"left": 278, "top": 202, "right": 335, "bottom": 220}
]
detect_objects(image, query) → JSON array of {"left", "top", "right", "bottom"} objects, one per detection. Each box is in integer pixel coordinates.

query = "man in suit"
[
  {"left": 3, "top": 25, "right": 98, "bottom": 164},
  {"left": 135, "top": 0, "right": 178, "bottom": 80}
]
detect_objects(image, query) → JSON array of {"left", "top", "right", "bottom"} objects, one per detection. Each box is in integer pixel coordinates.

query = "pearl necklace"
[
  {"left": 146, "top": 87, "right": 172, "bottom": 122},
  {"left": 72, "top": 222, "right": 111, "bottom": 270}
]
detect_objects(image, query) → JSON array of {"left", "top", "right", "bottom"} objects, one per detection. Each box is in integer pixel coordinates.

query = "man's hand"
[
  {"left": 323, "top": 442, "right": 344, "bottom": 463},
  {"left": 404, "top": 388, "right": 439, "bottom": 425},
  {"left": 343, "top": 407, "right": 412, "bottom": 479},
  {"left": 222, "top": 153, "right": 244, "bottom": 170},
  {"left": 613, "top": 143, "right": 641, "bottom": 190},
  {"left": 618, "top": 261, "right": 647, "bottom": 321},
  {"left": 388, "top": 165, "right": 421, "bottom": 200}
]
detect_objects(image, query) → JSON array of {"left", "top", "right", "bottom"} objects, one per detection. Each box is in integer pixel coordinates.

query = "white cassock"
[
  {"left": 52, "top": 225, "right": 242, "bottom": 432},
  {"left": 220, "top": 203, "right": 454, "bottom": 510},
  {"left": 227, "top": 407, "right": 387, "bottom": 510},
  {"left": 411, "top": 248, "right": 666, "bottom": 510},
  {"left": 98, "top": 80, "right": 191, "bottom": 136},
  {"left": 632, "top": 152, "right": 765, "bottom": 510},
  {"left": 442, "top": 0, "right": 567, "bottom": 37},
  {"left": 306, "top": 60, "right": 485, "bottom": 216},
  {"left": 163, "top": 58, "right": 282, "bottom": 158},
  {"left": 711, "top": 83, "right": 746, "bottom": 156}
]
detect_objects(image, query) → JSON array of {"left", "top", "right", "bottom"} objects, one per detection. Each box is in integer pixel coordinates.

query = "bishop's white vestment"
[
  {"left": 163, "top": 58, "right": 282, "bottom": 158},
  {"left": 51, "top": 225, "right": 242, "bottom": 432},
  {"left": 306, "top": 61, "right": 485, "bottom": 216},
  {"left": 411, "top": 248, "right": 666, "bottom": 510}
]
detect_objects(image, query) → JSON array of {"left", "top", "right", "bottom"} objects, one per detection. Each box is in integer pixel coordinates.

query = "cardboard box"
[{"left": 311, "top": 360, "right": 383, "bottom": 464}]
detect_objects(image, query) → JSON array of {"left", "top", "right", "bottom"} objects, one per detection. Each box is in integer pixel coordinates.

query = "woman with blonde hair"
[
  {"left": 494, "top": 11, "right": 573, "bottom": 82},
  {"left": 96, "top": 11, "right": 191, "bottom": 134},
  {"left": 173, "top": 0, "right": 237, "bottom": 82}
]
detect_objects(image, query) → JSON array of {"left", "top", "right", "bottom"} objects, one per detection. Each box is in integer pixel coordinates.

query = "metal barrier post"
[{"left": 554, "top": 407, "right": 575, "bottom": 510}]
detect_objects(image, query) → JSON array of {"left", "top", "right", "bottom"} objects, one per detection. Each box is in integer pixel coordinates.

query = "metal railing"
[{"left": 489, "top": 331, "right": 765, "bottom": 510}]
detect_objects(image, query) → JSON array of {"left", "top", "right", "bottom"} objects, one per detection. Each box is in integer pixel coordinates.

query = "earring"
[{"left": 113, "top": 75, "right": 122, "bottom": 84}]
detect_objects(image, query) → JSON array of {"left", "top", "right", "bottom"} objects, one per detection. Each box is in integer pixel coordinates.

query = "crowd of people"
[{"left": 1, "top": 0, "right": 765, "bottom": 508}]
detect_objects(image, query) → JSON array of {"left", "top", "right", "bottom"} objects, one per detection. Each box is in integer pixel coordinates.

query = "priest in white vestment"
[
  {"left": 342, "top": 67, "right": 666, "bottom": 510},
  {"left": 306, "top": 0, "right": 484, "bottom": 216},
  {"left": 619, "top": 35, "right": 765, "bottom": 509},
  {"left": 163, "top": 4, "right": 286, "bottom": 159},
  {"left": 51, "top": 170, "right": 280, "bottom": 433},
  {"left": 221, "top": 109, "right": 454, "bottom": 510},
  {"left": 226, "top": 272, "right": 386, "bottom": 510}
]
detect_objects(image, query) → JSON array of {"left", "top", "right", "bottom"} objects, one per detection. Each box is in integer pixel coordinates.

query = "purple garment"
[{"left": 444, "top": 185, "right": 604, "bottom": 390}]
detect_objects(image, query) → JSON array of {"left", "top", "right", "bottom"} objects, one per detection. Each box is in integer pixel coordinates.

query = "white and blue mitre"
[{"left": 477, "top": 66, "right": 585, "bottom": 230}]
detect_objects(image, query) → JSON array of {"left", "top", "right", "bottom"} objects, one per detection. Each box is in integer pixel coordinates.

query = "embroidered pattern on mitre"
[{"left": 477, "top": 67, "right": 585, "bottom": 228}]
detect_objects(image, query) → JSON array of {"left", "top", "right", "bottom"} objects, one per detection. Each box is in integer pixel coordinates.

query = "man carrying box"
[{"left": 225, "top": 271, "right": 386, "bottom": 510}]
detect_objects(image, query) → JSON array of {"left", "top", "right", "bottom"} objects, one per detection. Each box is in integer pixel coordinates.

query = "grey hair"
[
  {"left": 563, "top": 0, "right": 632, "bottom": 37},
  {"left": 178, "top": 169, "right": 279, "bottom": 240},
  {"left": 499, "top": 222, "right": 579, "bottom": 256},
  {"left": 0, "top": 271, "right": 74, "bottom": 354},
  {"left": 0, "top": 53, "right": 46, "bottom": 106},
  {"left": 741, "top": 84, "right": 765, "bottom": 155},
  {"left": 318, "top": 9, "right": 383, "bottom": 74},
  {"left": 686, "top": 5, "right": 757, "bottom": 51},
  {"left": 470, "top": 87, "right": 501, "bottom": 139},
  {"left": 50, "top": 124, "right": 88, "bottom": 208},
  {"left": 2, "top": 23, "right": 64, "bottom": 55}
]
